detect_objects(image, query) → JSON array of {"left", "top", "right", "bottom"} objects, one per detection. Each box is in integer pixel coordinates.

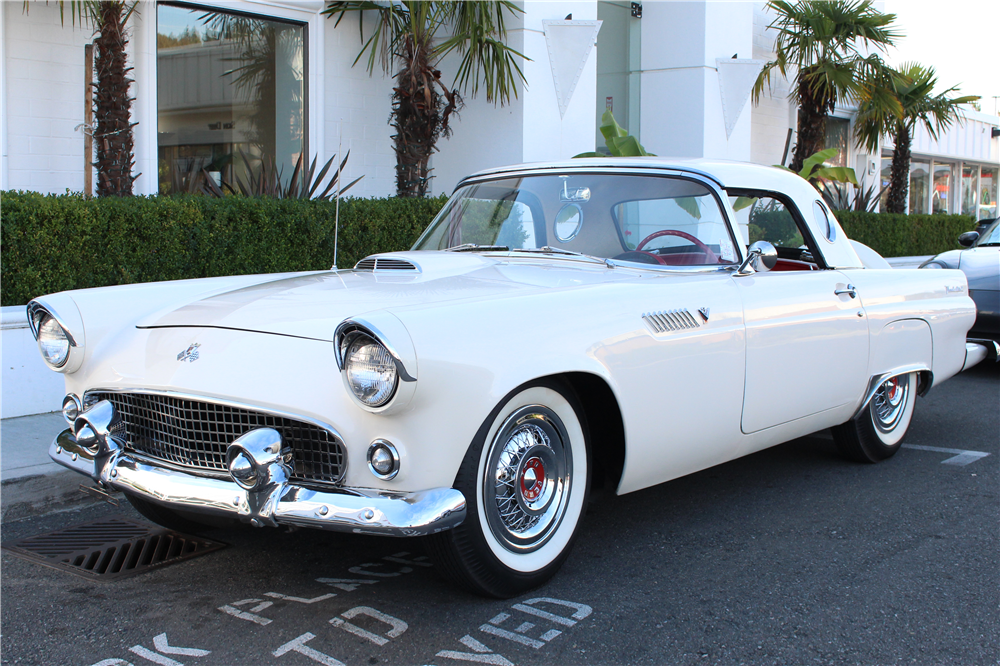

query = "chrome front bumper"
[{"left": 50, "top": 403, "right": 466, "bottom": 537}]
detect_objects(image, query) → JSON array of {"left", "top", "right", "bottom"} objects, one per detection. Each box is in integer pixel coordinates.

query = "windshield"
[
  {"left": 412, "top": 173, "right": 740, "bottom": 267},
  {"left": 976, "top": 219, "right": 1000, "bottom": 246}
]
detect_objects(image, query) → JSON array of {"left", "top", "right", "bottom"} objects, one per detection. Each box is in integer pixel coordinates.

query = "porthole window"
[
  {"left": 814, "top": 201, "right": 835, "bottom": 242},
  {"left": 553, "top": 204, "right": 583, "bottom": 242}
]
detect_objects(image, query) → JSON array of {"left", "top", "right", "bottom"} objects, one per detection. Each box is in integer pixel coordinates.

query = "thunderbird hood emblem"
[
  {"left": 177, "top": 343, "right": 201, "bottom": 363},
  {"left": 698, "top": 307, "right": 710, "bottom": 322}
]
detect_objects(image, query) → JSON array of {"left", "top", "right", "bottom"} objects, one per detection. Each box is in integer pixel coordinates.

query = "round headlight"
[
  {"left": 344, "top": 335, "right": 399, "bottom": 407},
  {"left": 38, "top": 316, "right": 71, "bottom": 368}
]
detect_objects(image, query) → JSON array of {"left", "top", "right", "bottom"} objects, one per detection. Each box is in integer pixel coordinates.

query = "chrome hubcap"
[
  {"left": 484, "top": 406, "right": 571, "bottom": 553},
  {"left": 872, "top": 375, "right": 908, "bottom": 433}
]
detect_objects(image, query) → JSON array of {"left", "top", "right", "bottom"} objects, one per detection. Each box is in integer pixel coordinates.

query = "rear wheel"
[
  {"left": 425, "top": 379, "right": 590, "bottom": 598},
  {"left": 833, "top": 372, "right": 917, "bottom": 463}
]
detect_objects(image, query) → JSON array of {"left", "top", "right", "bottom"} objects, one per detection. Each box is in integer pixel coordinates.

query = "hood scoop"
[{"left": 354, "top": 256, "right": 420, "bottom": 272}]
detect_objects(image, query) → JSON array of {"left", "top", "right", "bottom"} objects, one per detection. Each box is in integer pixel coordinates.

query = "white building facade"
[{"left": 3, "top": 1, "right": 997, "bottom": 205}]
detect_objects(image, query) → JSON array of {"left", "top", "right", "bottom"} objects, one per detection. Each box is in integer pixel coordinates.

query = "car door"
[{"left": 729, "top": 192, "right": 869, "bottom": 433}]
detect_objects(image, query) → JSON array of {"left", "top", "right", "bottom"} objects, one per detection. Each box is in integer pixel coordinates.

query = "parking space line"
[{"left": 902, "top": 444, "right": 991, "bottom": 466}]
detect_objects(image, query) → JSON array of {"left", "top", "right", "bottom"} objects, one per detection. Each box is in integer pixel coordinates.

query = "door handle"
[{"left": 834, "top": 284, "right": 857, "bottom": 299}]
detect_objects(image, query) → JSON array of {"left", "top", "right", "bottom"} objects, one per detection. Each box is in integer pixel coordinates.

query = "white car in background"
[{"left": 29, "top": 158, "right": 994, "bottom": 597}]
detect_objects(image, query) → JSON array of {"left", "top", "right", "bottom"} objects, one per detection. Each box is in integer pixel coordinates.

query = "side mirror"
[
  {"left": 736, "top": 241, "right": 778, "bottom": 276},
  {"left": 958, "top": 231, "right": 980, "bottom": 248}
]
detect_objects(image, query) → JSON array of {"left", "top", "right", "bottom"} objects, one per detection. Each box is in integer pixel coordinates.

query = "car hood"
[{"left": 137, "top": 252, "right": 635, "bottom": 340}]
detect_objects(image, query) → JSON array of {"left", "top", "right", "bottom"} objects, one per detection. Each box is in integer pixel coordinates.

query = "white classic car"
[{"left": 30, "top": 158, "right": 996, "bottom": 598}]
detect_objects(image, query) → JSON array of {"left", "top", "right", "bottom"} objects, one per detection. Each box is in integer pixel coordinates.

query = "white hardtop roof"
[{"left": 461, "top": 157, "right": 810, "bottom": 194}]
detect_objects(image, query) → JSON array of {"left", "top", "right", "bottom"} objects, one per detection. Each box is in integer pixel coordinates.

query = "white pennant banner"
[
  {"left": 716, "top": 58, "right": 767, "bottom": 138},
  {"left": 543, "top": 20, "right": 602, "bottom": 119}
]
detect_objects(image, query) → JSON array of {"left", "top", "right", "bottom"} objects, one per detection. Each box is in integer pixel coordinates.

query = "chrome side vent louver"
[
  {"left": 643, "top": 309, "right": 702, "bottom": 334},
  {"left": 354, "top": 257, "right": 419, "bottom": 272}
]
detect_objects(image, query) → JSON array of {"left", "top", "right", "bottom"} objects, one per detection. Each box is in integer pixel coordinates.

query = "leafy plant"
[
  {"left": 787, "top": 148, "right": 858, "bottom": 186},
  {"left": 574, "top": 109, "right": 655, "bottom": 158},
  {"left": 202, "top": 151, "right": 363, "bottom": 200},
  {"left": 752, "top": 0, "right": 900, "bottom": 173},
  {"left": 324, "top": 1, "right": 527, "bottom": 198}
]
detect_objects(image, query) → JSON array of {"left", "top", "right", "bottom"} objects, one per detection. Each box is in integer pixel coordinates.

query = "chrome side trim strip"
[{"left": 49, "top": 429, "right": 466, "bottom": 537}]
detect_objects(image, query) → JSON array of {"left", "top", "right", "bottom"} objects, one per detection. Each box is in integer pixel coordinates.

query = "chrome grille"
[
  {"left": 86, "top": 392, "right": 345, "bottom": 486},
  {"left": 642, "top": 309, "right": 701, "bottom": 334},
  {"left": 355, "top": 257, "right": 419, "bottom": 271}
]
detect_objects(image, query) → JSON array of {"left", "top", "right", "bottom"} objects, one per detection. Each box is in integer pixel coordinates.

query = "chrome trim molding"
[
  {"left": 334, "top": 317, "right": 417, "bottom": 382},
  {"left": 355, "top": 257, "right": 420, "bottom": 272},
  {"left": 367, "top": 439, "right": 400, "bottom": 480},
  {"left": 50, "top": 426, "right": 466, "bottom": 537},
  {"left": 26, "top": 299, "right": 79, "bottom": 346},
  {"left": 642, "top": 309, "right": 702, "bottom": 334},
  {"left": 853, "top": 366, "right": 932, "bottom": 420}
]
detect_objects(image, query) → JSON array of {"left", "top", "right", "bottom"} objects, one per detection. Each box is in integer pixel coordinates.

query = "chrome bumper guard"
[
  {"left": 963, "top": 338, "right": 1000, "bottom": 371},
  {"left": 50, "top": 400, "right": 466, "bottom": 537}
]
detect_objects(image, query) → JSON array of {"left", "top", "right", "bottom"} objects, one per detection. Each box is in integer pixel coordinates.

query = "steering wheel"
[{"left": 635, "top": 229, "right": 718, "bottom": 263}]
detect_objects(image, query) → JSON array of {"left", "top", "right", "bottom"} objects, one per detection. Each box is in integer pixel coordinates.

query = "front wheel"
[
  {"left": 425, "top": 380, "right": 590, "bottom": 598},
  {"left": 832, "top": 372, "right": 917, "bottom": 463}
]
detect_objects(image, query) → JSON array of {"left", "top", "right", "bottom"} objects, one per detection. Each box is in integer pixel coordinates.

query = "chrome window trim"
[
  {"left": 81, "top": 387, "right": 348, "bottom": 481},
  {"left": 26, "top": 299, "right": 79, "bottom": 346},
  {"left": 334, "top": 317, "right": 417, "bottom": 382}
]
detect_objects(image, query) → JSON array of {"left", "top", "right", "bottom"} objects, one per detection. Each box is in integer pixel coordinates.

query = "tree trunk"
[
  {"left": 886, "top": 122, "right": 910, "bottom": 214},
  {"left": 93, "top": 1, "right": 136, "bottom": 196},
  {"left": 391, "top": 33, "right": 458, "bottom": 198},
  {"left": 790, "top": 66, "right": 831, "bottom": 174}
]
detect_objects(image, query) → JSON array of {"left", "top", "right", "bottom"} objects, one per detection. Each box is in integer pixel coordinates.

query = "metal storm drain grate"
[{"left": 2, "top": 517, "right": 226, "bottom": 581}]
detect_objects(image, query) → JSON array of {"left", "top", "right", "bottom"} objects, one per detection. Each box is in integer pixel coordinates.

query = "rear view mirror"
[{"left": 958, "top": 231, "right": 979, "bottom": 248}]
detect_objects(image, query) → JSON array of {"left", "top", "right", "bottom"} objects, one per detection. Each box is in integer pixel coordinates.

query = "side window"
[{"left": 728, "top": 192, "right": 820, "bottom": 269}]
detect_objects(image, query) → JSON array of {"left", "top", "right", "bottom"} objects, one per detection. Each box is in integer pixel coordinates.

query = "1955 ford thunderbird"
[{"left": 30, "top": 158, "right": 998, "bottom": 597}]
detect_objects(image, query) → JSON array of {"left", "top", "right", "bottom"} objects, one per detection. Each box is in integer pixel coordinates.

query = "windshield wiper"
[
  {"left": 512, "top": 246, "right": 607, "bottom": 265},
  {"left": 445, "top": 243, "right": 510, "bottom": 252}
]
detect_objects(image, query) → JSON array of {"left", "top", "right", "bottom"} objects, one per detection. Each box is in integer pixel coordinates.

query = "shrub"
[
  {"left": 835, "top": 211, "right": 976, "bottom": 258},
  {"left": 0, "top": 192, "right": 447, "bottom": 306}
]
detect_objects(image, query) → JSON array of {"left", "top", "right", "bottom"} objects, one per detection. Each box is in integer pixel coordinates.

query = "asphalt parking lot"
[{"left": 2, "top": 361, "right": 997, "bottom": 666}]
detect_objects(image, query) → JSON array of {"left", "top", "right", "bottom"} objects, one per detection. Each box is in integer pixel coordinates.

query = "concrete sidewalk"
[{"left": 0, "top": 411, "right": 101, "bottom": 521}]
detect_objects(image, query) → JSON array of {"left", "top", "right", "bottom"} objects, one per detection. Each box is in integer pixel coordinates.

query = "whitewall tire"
[
  {"left": 833, "top": 372, "right": 917, "bottom": 463},
  {"left": 425, "top": 379, "right": 589, "bottom": 598}
]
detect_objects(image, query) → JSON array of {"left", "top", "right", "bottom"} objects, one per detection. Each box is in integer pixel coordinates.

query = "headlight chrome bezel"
[
  {"left": 27, "top": 299, "right": 85, "bottom": 373},
  {"left": 334, "top": 317, "right": 417, "bottom": 413}
]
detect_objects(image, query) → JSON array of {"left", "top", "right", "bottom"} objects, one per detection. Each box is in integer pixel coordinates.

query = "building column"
[{"left": 639, "top": 1, "right": 753, "bottom": 160}]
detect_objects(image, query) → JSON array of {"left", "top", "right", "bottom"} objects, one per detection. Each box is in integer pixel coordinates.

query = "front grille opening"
[
  {"left": 2, "top": 518, "right": 225, "bottom": 581},
  {"left": 88, "top": 392, "right": 346, "bottom": 486}
]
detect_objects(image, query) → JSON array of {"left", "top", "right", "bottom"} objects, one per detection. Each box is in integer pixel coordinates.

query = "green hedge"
[
  {"left": 835, "top": 211, "right": 976, "bottom": 259},
  {"left": 0, "top": 192, "right": 447, "bottom": 306}
]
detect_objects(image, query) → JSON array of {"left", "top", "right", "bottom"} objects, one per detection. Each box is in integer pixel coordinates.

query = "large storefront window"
[
  {"left": 980, "top": 167, "right": 997, "bottom": 219},
  {"left": 157, "top": 4, "right": 305, "bottom": 194},
  {"left": 932, "top": 163, "right": 952, "bottom": 214},
  {"left": 909, "top": 161, "right": 930, "bottom": 215},
  {"left": 962, "top": 166, "right": 979, "bottom": 217}
]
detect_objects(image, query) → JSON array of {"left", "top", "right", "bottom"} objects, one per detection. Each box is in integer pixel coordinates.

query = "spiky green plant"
[
  {"left": 752, "top": 0, "right": 900, "bottom": 173},
  {"left": 855, "top": 63, "right": 978, "bottom": 213}
]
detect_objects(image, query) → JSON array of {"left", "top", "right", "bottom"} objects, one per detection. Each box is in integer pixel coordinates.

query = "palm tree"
[
  {"left": 323, "top": 1, "right": 526, "bottom": 197},
  {"left": 855, "top": 63, "right": 978, "bottom": 213},
  {"left": 752, "top": 0, "right": 900, "bottom": 173},
  {"left": 25, "top": 1, "right": 139, "bottom": 196}
]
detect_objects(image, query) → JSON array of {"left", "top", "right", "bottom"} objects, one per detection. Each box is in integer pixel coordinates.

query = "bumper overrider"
[{"left": 50, "top": 400, "right": 466, "bottom": 536}]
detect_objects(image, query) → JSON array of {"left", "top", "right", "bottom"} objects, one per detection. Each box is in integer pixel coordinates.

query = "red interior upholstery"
[{"left": 770, "top": 258, "right": 818, "bottom": 272}]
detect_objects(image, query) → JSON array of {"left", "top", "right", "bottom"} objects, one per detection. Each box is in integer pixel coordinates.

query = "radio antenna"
[{"left": 333, "top": 130, "right": 343, "bottom": 270}]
